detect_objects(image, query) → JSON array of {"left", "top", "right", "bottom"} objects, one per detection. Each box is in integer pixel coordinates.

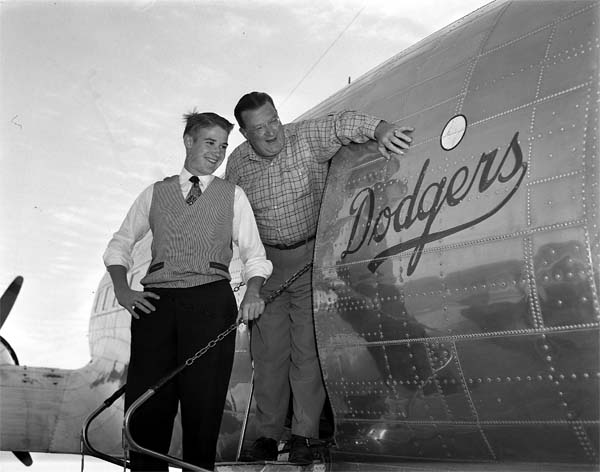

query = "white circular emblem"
[{"left": 440, "top": 114, "right": 467, "bottom": 151}]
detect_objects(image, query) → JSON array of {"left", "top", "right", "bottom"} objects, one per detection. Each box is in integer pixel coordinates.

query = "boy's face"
[{"left": 184, "top": 126, "right": 229, "bottom": 175}]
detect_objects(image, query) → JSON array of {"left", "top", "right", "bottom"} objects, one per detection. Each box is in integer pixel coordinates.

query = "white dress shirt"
[{"left": 103, "top": 168, "right": 272, "bottom": 282}]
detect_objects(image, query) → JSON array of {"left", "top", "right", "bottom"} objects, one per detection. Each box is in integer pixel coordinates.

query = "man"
[
  {"left": 104, "top": 111, "right": 272, "bottom": 471},
  {"left": 225, "top": 92, "right": 413, "bottom": 464}
]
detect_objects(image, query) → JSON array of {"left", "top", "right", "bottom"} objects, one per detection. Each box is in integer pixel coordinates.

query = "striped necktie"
[{"left": 185, "top": 176, "right": 201, "bottom": 205}]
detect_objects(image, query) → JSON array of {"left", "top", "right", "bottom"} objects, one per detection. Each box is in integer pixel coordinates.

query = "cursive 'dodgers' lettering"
[{"left": 341, "top": 132, "right": 527, "bottom": 276}]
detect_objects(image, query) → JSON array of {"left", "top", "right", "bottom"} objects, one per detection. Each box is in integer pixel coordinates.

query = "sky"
[{"left": 0, "top": 0, "right": 491, "bottom": 372}]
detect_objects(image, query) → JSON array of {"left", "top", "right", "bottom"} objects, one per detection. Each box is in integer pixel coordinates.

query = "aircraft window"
[
  {"left": 111, "top": 287, "right": 119, "bottom": 307},
  {"left": 441, "top": 114, "right": 467, "bottom": 151},
  {"left": 94, "top": 286, "right": 107, "bottom": 312},
  {"left": 94, "top": 288, "right": 106, "bottom": 312},
  {"left": 102, "top": 286, "right": 112, "bottom": 311},
  {"left": 130, "top": 270, "right": 144, "bottom": 290}
]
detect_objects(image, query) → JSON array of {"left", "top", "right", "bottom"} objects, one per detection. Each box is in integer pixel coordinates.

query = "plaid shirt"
[{"left": 225, "top": 110, "right": 380, "bottom": 246}]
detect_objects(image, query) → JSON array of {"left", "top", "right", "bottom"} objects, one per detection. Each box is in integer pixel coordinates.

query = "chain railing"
[{"left": 81, "top": 262, "right": 312, "bottom": 471}]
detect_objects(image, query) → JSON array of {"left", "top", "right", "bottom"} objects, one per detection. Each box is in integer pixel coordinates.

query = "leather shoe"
[
  {"left": 289, "top": 435, "right": 313, "bottom": 465},
  {"left": 240, "top": 436, "right": 278, "bottom": 461}
]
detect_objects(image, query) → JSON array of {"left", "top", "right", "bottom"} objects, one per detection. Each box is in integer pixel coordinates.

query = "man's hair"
[
  {"left": 182, "top": 111, "right": 234, "bottom": 138},
  {"left": 234, "top": 92, "right": 275, "bottom": 129}
]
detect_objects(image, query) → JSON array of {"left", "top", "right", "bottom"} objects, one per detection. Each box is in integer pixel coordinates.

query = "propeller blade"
[
  {"left": 0, "top": 276, "right": 23, "bottom": 330},
  {"left": 0, "top": 335, "right": 20, "bottom": 365},
  {"left": 0, "top": 278, "right": 31, "bottom": 465},
  {"left": 12, "top": 451, "right": 33, "bottom": 466}
]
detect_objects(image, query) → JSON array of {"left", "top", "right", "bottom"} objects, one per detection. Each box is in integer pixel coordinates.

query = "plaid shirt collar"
[{"left": 245, "top": 124, "right": 297, "bottom": 162}]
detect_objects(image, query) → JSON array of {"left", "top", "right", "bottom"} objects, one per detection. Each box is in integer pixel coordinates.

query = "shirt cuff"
[
  {"left": 243, "top": 260, "right": 273, "bottom": 283},
  {"left": 103, "top": 251, "right": 133, "bottom": 272},
  {"left": 365, "top": 116, "right": 383, "bottom": 140}
]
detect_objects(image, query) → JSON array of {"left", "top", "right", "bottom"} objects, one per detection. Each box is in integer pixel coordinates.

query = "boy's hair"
[{"left": 183, "top": 111, "right": 234, "bottom": 138}]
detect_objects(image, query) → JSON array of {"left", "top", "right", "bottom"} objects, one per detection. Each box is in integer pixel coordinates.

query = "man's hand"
[
  {"left": 115, "top": 287, "right": 160, "bottom": 319},
  {"left": 374, "top": 121, "right": 414, "bottom": 160}
]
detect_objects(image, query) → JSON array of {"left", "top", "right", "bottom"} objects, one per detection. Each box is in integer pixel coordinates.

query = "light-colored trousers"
[{"left": 251, "top": 239, "right": 326, "bottom": 440}]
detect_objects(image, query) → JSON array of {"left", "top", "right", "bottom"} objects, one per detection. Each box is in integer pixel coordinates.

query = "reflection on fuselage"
[{"left": 310, "top": 1, "right": 599, "bottom": 464}]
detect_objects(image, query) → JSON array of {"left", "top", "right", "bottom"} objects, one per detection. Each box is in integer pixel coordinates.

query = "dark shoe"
[
  {"left": 289, "top": 435, "right": 313, "bottom": 465},
  {"left": 240, "top": 436, "right": 278, "bottom": 461}
]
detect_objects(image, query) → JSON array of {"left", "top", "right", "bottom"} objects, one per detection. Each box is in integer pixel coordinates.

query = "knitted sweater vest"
[{"left": 141, "top": 176, "right": 235, "bottom": 288}]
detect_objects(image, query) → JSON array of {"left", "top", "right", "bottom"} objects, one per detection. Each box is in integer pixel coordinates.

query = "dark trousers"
[{"left": 125, "top": 280, "right": 237, "bottom": 471}]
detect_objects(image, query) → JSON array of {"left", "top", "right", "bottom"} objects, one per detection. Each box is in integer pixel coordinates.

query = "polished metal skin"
[{"left": 308, "top": 0, "right": 599, "bottom": 465}]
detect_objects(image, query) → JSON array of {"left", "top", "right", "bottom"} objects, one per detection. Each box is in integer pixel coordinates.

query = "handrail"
[
  {"left": 235, "top": 365, "right": 254, "bottom": 461},
  {"left": 83, "top": 262, "right": 313, "bottom": 470},
  {"left": 81, "top": 385, "right": 129, "bottom": 469},
  {"left": 124, "top": 388, "right": 211, "bottom": 472}
]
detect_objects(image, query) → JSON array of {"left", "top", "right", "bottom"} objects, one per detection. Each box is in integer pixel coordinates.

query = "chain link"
[
  {"left": 232, "top": 281, "right": 245, "bottom": 293},
  {"left": 264, "top": 262, "right": 312, "bottom": 304},
  {"left": 183, "top": 262, "right": 313, "bottom": 368}
]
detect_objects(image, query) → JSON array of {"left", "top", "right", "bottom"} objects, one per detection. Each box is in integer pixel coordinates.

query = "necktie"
[{"left": 185, "top": 176, "right": 201, "bottom": 205}]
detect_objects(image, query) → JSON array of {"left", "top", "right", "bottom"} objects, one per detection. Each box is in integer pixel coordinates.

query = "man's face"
[
  {"left": 240, "top": 102, "right": 285, "bottom": 158},
  {"left": 184, "top": 126, "right": 229, "bottom": 175}
]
